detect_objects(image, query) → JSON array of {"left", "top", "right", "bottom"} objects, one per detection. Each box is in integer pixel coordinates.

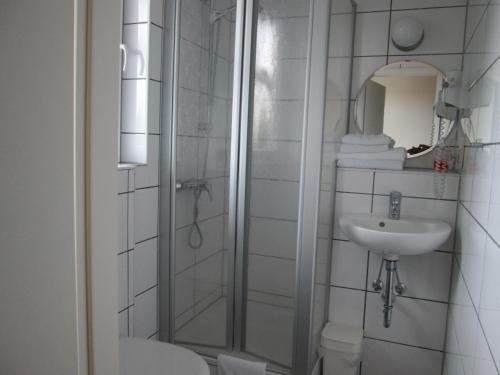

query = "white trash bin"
[{"left": 320, "top": 322, "right": 363, "bottom": 375}]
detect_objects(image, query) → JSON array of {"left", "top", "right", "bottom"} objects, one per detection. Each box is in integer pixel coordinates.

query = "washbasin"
[{"left": 339, "top": 214, "right": 451, "bottom": 260}]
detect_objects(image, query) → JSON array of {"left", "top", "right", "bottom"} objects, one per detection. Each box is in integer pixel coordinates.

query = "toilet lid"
[{"left": 120, "top": 338, "right": 210, "bottom": 375}]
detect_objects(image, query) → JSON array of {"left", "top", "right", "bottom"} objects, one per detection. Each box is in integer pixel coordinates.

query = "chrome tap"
[{"left": 388, "top": 191, "right": 402, "bottom": 220}]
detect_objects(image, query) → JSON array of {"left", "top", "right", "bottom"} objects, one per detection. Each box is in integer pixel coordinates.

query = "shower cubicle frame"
[{"left": 159, "top": 0, "right": 332, "bottom": 372}]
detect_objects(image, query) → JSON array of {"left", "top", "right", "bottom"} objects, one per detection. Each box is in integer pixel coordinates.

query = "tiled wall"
[
  {"left": 330, "top": 168, "right": 459, "bottom": 375},
  {"left": 117, "top": 0, "right": 164, "bottom": 340},
  {"left": 443, "top": 1, "right": 500, "bottom": 374}
]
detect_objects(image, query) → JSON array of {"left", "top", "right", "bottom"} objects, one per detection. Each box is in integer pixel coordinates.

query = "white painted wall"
[{"left": 0, "top": 1, "right": 87, "bottom": 374}]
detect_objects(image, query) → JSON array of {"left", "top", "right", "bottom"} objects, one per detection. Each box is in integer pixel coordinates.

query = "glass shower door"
[
  {"left": 172, "top": 0, "right": 237, "bottom": 350},
  {"left": 238, "top": 0, "right": 312, "bottom": 369}
]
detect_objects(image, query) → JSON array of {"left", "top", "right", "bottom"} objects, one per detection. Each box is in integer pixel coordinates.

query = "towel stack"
[{"left": 337, "top": 134, "right": 406, "bottom": 170}]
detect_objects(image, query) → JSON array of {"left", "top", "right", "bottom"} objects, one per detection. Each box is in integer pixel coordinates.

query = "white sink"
[{"left": 339, "top": 214, "right": 452, "bottom": 260}]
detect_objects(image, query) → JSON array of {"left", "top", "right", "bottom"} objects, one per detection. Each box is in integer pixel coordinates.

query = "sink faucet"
[{"left": 388, "top": 191, "right": 402, "bottom": 220}]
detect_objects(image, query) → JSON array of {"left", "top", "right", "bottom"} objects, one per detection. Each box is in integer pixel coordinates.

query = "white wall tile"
[
  {"left": 118, "top": 194, "right": 128, "bottom": 253},
  {"left": 478, "top": 237, "right": 500, "bottom": 367},
  {"left": 118, "top": 253, "right": 129, "bottom": 312},
  {"left": 175, "top": 268, "right": 195, "bottom": 316},
  {"left": 134, "top": 237, "right": 158, "bottom": 295},
  {"left": 324, "top": 100, "right": 349, "bottom": 142},
  {"left": 368, "top": 251, "right": 452, "bottom": 302},
  {"left": 134, "top": 286, "right": 158, "bottom": 338},
  {"left": 119, "top": 310, "right": 129, "bottom": 337},
  {"left": 336, "top": 169, "right": 374, "bottom": 193},
  {"left": 135, "top": 187, "right": 158, "bottom": 242},
  {"left": 329, "top": 14, "right": 353, "bottom": 58},
  {"left": 151, "top": 0, "right": 164, "bottom": 26},
  {"left": 149, "top": 25, "right": 162, "bottom": 81},
  {"left": 354, "top": 12, "right": 390, "bottom": 57},
  {"left": 389, "top": 8, "right": 466, "bottom": 55},
  {"left": 487, "top": 145, "right": 500, "bottom": 244},
  {"left": 354, "top": 0, "right": 391, "bottom": 12},
  {"left": 204, "top": 138, "right": 228, "bottom": 179},
  {"left": 253, "top": 100, "right": 304, "bottom": 141},
  {"left": 251, "top": 140, "right": 302, "bottom": 181},
  {"left": 250, "top": 180, "right": 300, "bottom": 221},
  {"left": 195, "top": 252, "right": 223, "bottom": 302},
  {"left": 118, "top": 170, "right": 129, "bottom": 193},
  {"left": 331, "top": 0, "right": 354, "bottom": 14},
  {"left": 456, "top": 206, "right": 487, "bottom": 307},
  {"left": 374, "top": 170, "right": 460, "bottom": 199},
  {"left": 362, "top": 339, "right": 443, "bottom": 375},
  {"left": 249, "top": 217, "right": 297, "bottom": 260},
  {"left": 334, "top": 192, "right": 372, "bottom": 240},
  {"left": 127, "top": 193, "right": 135, "bottom": 249},
  {"left": 275, "top": 17, "right": 310, "bottom": 59},
  {"left": 148, "top": 80, "right": 161, "bottom": 134},
  {"left": 328, "top": 287, "right": 365, "bottom": 327},
  {"left": 135, "top": 135, "right": 160, "bottom": 188},
  {"left": 248, "top": 254, "right": 296, "bottom": 297},
  {"left": 327, "top": 57, "right": 351, "bottom": 100},
  {"left": 468, "top": 145, "right": 494, "bottom": 228},
  {"left": 372, "top": 195, "right": 457, "bottom": 251},
  {"left": 273, "top": 59, "right": 307, "bottom": 100},
  {"left": 331, "top": 240, "right": 368, "bottom": 289},
  {"left": 365, "top": 292, "right": 448, "bottom": 350}
]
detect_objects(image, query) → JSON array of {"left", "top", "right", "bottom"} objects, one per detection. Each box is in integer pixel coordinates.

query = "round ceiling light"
[{"left": 391, "top": 17, "right": 424, "bottom": 51}]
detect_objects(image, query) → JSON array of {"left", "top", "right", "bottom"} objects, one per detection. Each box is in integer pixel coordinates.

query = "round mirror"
[{"left": 353, "top": 61, "right": 452, "bottom": 158}]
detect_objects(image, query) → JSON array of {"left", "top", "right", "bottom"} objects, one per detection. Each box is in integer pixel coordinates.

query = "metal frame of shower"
[{"left": 159, "top": 0, "right": 334, "bottom": 372}]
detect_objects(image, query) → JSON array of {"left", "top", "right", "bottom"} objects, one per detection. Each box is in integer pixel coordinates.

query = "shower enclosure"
[{"left": 159, "top": 0, "right": 334, "bottom": 373}]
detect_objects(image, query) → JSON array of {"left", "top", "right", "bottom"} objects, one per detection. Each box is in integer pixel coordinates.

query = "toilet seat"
[{"left": 120, "top": 337, "right": 210, "bottom": 375}]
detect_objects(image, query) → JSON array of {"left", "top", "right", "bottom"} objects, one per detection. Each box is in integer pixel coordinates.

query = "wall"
[
  {"left": 0, "top": 0, "right": 88, "bottom": 373},
  {"left": 331, "top": 168, "right": 459, "bottom": 375},
  {"left": 325, "top": 3, "right": 470, "bottom": 374},
  {"left": 117, "top": 0, "right": 164, "bottom": 340},
  {"left": 443, "top": 1, "right": 500, "bottom": 374}
]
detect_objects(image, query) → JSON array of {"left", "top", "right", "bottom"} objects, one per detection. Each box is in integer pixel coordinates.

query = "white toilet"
[{"left": 120, "top": 337, "right": 210, "bottom": 375}]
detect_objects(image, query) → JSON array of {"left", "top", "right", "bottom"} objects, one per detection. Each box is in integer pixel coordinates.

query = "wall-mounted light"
[{"left": 391, "top": 17, "right": 424, "bottom": 51}]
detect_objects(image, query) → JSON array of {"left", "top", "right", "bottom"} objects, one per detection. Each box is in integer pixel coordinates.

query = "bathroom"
[{"left": 1, "top": 0, "right": 499, "bottom": 374}]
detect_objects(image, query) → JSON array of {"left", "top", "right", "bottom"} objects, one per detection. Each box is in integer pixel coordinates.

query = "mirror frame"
[{"left": 352, "top": 60, "right": 452, "bottom": 159}]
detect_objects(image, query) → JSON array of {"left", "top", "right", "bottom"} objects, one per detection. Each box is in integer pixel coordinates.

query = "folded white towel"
[
  {"left": 337, "top": 147, "right": 406, "bottom": 161},
  {"left": 340, "top": 144, "right": 391, "bottom": 153},
  {"left": 342, "top": 134, "right": 394, "bottom": 146},
  {"left": 217, "top": 354, "right": 266, "bottom": 375},
  {"left": 337, "top": 159, "right": 404, "bottom": 170}
]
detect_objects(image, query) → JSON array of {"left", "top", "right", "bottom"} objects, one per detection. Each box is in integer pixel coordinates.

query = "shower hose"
[{"left": 188, "top": 188, "right": 204, "bottom": 249}]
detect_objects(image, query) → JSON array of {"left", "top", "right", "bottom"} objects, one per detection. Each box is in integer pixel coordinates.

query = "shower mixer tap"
[{"left": 176, "top": 179, "right": 213, "bottom": 201}]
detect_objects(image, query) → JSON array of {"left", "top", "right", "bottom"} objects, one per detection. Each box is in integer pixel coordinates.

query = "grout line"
[
  {"left": 136, "top": 235, "right": 159, "bottom": 245},
  {"left": 147, "top": 330, "right": 160, "bottom": 339},
  {"left": 135, "top": 284, "right": 158, "bottom": 298},
  {"left": 364, "top": 337, "right": 445, "bottom": 353},
  {"left": 365, "top": 289, "right": 449, "bottom": 304},
  {"left": 135, "top": 184, "right": 160, "bottom": 191}
]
